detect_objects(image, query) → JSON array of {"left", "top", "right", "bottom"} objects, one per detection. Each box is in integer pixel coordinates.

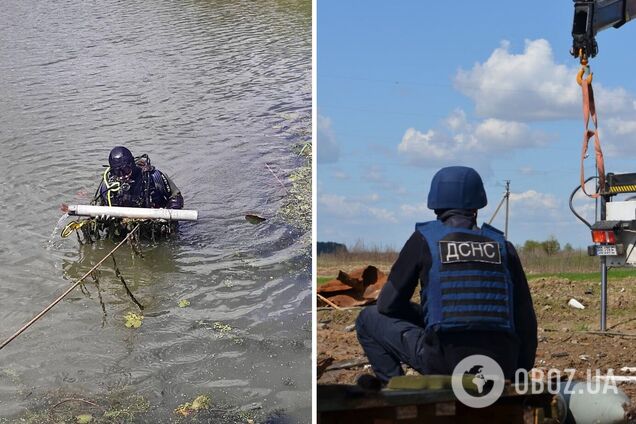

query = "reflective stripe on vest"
[{"left": 416, "top": 220, "right": 515, "bottom": 333}]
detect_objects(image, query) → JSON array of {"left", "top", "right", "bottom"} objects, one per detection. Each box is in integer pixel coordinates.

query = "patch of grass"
[
  {"left": 520, "top": 250, "right": 597, "bottom": 274},
  {"left": 529, "top": 269, "right": 636, "bottom": 282},
  {"left": 320, "top": 270, "right": 636, "bottom": 285},
  {"left": 573, "top": 322, "right": 591, "bottom": 332},
  {"left": 317, "top": 276, "right": 332, "bottom": 286}
]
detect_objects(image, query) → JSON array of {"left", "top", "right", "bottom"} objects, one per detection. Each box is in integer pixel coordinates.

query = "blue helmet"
[{"left": 427, "top": 166, "right": 487, "bottom": 210}]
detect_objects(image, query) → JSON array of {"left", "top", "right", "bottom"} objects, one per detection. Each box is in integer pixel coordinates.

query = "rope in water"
[{"left": 0, "top": 224, "right": 140, "bottom": 351}]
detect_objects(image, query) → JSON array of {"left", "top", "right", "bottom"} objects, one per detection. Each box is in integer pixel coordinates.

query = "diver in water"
[
  {"left": 93, "top": 146, "right": 183, "bottom": 209},
  {"left": 87, "top": 146, "right": 184, "bottom": 240}
]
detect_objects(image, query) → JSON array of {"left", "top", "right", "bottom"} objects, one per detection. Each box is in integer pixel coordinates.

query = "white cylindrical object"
[
  {"left": 568, "top": 298, "right": 585, "bottom": 309},
  {"left": 67, "top": 205, "right": 198, "bottom": 221},
  {"left": 558, "top": 381, "right": 630, "bottom": 424}
]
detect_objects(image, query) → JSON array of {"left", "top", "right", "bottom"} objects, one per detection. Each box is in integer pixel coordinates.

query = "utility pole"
[
  {"left": 504, "top": 180, "right": 510, "bottom": 239},
  {"left": 488, "top": 180, "right": 511, "bottom": 238}
]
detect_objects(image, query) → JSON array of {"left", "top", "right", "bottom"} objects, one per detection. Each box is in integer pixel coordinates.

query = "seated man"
[
  {"left": 93, "top": 146, "right": 183, "bottom": 209},
  {"left": 355, "top": 166, "right": 537, "bottom": 385}
]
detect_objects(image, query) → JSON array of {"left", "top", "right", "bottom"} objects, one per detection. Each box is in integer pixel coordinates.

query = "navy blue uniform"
[{"left": 356, "top": 210, "right": 537, "bottom": 383}]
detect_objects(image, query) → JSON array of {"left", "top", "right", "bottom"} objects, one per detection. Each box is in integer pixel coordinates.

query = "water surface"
[{"left": 0, "top": 0, "right": 311, "bottom": 421}]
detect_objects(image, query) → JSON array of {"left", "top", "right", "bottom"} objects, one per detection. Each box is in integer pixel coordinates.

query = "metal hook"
[{"left": 577, "top": 66, "right": 593, "bottom": 85}]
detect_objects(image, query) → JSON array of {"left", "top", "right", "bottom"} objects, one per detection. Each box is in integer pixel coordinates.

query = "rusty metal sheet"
[{"left": 317, "top": 265, "right": 388, "bottom": 307}]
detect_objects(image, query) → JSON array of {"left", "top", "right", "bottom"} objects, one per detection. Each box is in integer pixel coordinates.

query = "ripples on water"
[{"left": 0, "top": 0, "right": 311, "bottom": 421}]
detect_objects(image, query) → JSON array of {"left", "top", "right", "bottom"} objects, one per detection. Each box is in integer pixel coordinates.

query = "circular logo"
[{"left": 451, "top": 354, "right": 505, "bottom": 408}]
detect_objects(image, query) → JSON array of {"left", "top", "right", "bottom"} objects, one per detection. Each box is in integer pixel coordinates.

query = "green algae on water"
[
  {"left": 212, "top": 322, "right": 232, "bottom": 334},
  {"left": 278, "top": 142, "right": 311, "bottom": 233},
  {"left": 123, "top": 312, "right": 143, "bottom": 328},
  {"left": 174, "top": 394, "right": 211, "bottom": 417}
]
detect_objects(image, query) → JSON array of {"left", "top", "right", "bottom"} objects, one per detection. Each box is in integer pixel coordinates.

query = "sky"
[{"left": 317, "top": 0, "right": 636, "bottom": 250}]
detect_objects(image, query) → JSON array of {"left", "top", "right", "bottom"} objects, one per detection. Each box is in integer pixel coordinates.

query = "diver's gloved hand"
[{"left": 167, "top": 194, "right": 184, "bottom": 209}]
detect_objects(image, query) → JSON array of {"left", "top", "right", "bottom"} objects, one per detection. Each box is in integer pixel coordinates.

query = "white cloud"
[
  {"left": 362, "top": 164, "right": 408, "bottom": 195},
  {"left": 445, "top": 109, "right": 467, "bottom": 131},
  {"left": 399, "top": 202, "right": 434, "bottom": 219},
  {"left": 332, "top": 169, "right": 349, "bottom": 180},
  {"left": 509, "top": 190, "right": 559, "bottom": 211},
  {"left": 606, "top": 118, "right": 636, "bottom": 136},
  {"left": 455, "top": 39, "right": 576, "bottom": 121},
  {"left": 603, "top": 118, "right": 636, "bottom": 156},
  {"left": 318, "top": 193, "right": 361, "bottom": 218},
  {"left": 481, "top": 190, "right": 563, "bottom": 233},
  {"left": 454, "top": 39, "right": 636, "bottom": 122},
  {"left": 369, "top": 207, "right": 397, "bottom": 223},
  {"left": 318, "top": 114, "right": 340, "bottom": 163},
  {"left": 519, "top": 166, "right": 536, "bottom": 176},
  {"left": 397, "top": 109, "right": 547, "bottom": 166},
  {"left": 397, "top": 39, "right": 636, "bottom": 167},
  {"left": 475, "top": 119, "right": 538, "bottom": 149},
  {"left": 318, "top": 193, "right": 397, "bottom": 223},
  {"left": 365, "top": 165, "right": 384, "bottom": 182}
]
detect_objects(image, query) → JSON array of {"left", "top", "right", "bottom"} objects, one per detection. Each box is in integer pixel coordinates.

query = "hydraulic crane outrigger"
[{"left": 570, "top": 0, "right": 636, "bottom": 332}]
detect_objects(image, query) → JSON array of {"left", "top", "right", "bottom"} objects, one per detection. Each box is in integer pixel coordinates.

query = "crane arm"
[{"left": 572, "top": 0, "right": 636, "bottom": 58}]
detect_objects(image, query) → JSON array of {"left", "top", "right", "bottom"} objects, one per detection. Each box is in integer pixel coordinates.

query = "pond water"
[{"left": 0, "top": 0, "right": 311, "bottom": 421}]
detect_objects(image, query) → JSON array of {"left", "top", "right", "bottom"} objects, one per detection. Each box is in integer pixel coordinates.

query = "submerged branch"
[{"left": 111, "top": 255, "right": 144, "bottom": 310}]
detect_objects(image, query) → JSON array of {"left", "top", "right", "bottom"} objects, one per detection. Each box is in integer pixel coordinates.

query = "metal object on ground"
[
  {"left": 320, "top": 377, "right": 634, "bottom": 423},
  {"left": 317, "top": 266, "right": 388, "bottom": 308},
  {"left": 67, "top": 204, "right": 198, "bottom": 221},
  {"left": 318, "top": 382, "right": 557, "bottom": 424},
  {"left": 557, "top": 380, "right": 633, "bottom": 424},
  {"left": 572, "top": 172, "right": 636, "bottom": 330}
]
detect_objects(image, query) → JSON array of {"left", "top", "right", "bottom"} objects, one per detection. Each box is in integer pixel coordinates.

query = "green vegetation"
[
  {"left": 316, "top": 235, "right": 609, "bottom": 276},
  {"left": 123, "top": 312, "right": 143, "bottom": 328},
  {"left": 319, "top": 269, "right": 636, "bottom": 286},
  {"left": 317, "top": 249, "right": 397, "bottom": 277},
  {"left": 573, "top": 322, "right": 590, "bottom": 332},
  {"left": 2, "top": 391, "right": 150, "bottom": 424},
  {"left": 76, "top": 414, "right": 93, "bottom": 423},
  {"left": 522, "top": 235, "right": 561, "bottom": 256},
  {"left": 212, "top": 322, "right": 233, "bottom": 334},
  {"left": 529, "top": 268, "right": 636, "bottom": 281},
  {"left": 98, "top": 394, "right": 150, "bottom": 422},
  {"left": 278, "top": 142, "right": 311, "bottom": 233},
  {"left": 317, "top": 276, "right": 332, "bottom": 286},
  {"left": 174, "top": 394, "right": 211, "bottom": 417}
]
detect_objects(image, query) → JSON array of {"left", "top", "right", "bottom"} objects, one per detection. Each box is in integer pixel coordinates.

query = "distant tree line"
[
  {"left": 317, "top": 241, "right": 348, "bottom": 255},
  {"left": 519, "top": 235, "right": 574, "bottom": 256},
  {"left": 318, "top": 237, "right": 578, "bottom": 257}
]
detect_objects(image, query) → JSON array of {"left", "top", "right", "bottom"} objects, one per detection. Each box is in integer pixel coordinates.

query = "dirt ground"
[{"left": 317, "top": 267, "right": 636, "bottom": 403}]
